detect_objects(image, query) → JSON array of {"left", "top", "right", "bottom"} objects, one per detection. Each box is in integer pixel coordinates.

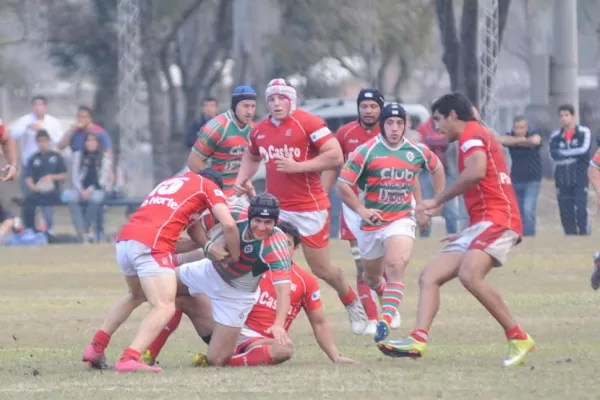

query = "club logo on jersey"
[
  {"left": 311, "top": 290, "right": 320, "bottom": 301},
  {"left": 214, "top": 189, "right": 225, "bottom": 198},
  {"left": 406, "top": 151, "right": 414, "bottom": 162},
  {"left": 258, "top": 145, "right": 301, "bottom": 163},
  {"left": 244, "top": 244, "right": 254, "bottom": 253},
  {"left": 380, "top": 168, "right": 415, "bottom": 181},
  {"left": 285, "top": 129, "right": 292, "bottom": 136}
]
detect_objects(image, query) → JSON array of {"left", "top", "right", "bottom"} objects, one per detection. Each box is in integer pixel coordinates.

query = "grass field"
[{"left": 1, "top": 200, "right": 600, "bottom": 399}]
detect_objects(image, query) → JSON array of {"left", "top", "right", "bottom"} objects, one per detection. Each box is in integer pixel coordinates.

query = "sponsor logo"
[
  {"left": 378, "top": 188, "right": 409, "bottom": 204},
  {"left": 499, "top": 172, "right": 511, "bottom": 184},
  {"left": 258, "top": 145, "right": 301, "bottom": 162},
  {"left": 141, "top": 195, "right": 179, "bottom": 210},
  {"left": 229, "top": 145, "right": 246, "bottom": 156},
  {"left": 380, "top": 168, "right": 415, "bottom": 181}
]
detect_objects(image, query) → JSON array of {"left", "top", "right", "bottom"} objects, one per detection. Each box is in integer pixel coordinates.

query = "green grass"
[{"left": 1, "top": 224, "right": 599, "bottom": 399}]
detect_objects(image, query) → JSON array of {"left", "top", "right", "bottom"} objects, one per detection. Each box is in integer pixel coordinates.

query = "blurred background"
[{"left": 0, "top": 0, "right": 598, "bottom": 243}]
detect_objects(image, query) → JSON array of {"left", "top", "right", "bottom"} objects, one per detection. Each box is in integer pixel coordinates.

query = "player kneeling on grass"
[
  {"left": 377, "top": 92, "right": 535, "bottom": 367},
  {"left": 336, "top": 103, "right": 445, "bottom": 344},
  {"left": 147, "top": 193, "right": 293, "bottom": 366},
  {"left": 82, "top": 168, "right": 240, "bottom": 373},
  {"left": 143, "top": 221, "right": 358, "bottom": 367}
]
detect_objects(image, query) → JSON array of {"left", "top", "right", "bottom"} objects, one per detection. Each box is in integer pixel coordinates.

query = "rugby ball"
[{"left": 206, "top": 223, "right": 226, "bottom": 246}]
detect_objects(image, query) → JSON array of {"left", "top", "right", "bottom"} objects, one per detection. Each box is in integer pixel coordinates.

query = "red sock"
[
  {"left": 119, "top": 347, "right": 141, "bottom": 362},
  {"left": 505, "top": 324, "right": 527, "bottom": 340},
  {"left": 380, "top": 282, "right": 404, "bottom": 326},
  {"left": 356, "top": 275, "right": 379, "bottom": 320},
  {"left": 339, "top": 284, "right": 358, "bottom": 306},
  {"left": 371, "top": 277, "right": 386, "bottom": 297},
  {"left": 410, "top": 329, "right": 429, "bottom": 343},
  {"left": 227, "top": 344, "right": 275, "bottom": 367},
  {"left": 91, "top": 330, "right": 111, "bottom": 353},
  {"left": 147, "top": 310, "right": 183, "bottom": 358}
]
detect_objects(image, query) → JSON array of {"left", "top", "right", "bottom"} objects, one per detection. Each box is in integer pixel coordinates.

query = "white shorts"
[
  {"left": 235, "top": 326, "right": 268, "bottom": 353},
  {"left": 441, "top": 221, "right": 520, "bottom": 266},
  {"left": 279, "top": 209, "right": 330, "bottom": 248},
  {"left": 116, "top": 240, "right": 175, "bottom": 277},
  {"left": 340, "top": 204, "right": 363, "bottom": 242},
  {"left": 177, "top": 259, "right": 259, "bottom": 328},
  {"left": 357, "top": 218, "right": 417, "bottom": 260}
]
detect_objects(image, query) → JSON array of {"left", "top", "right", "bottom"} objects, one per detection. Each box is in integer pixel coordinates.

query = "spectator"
[
  {"left": 21, "top": 130, "right": 67, "bottom": 233},
  {"left": 9, "top": 96, "right": 62, "bottom": 195},
  {"left": 417, "top": 116, "right": 463, "bottom": 235},
  {"left": 184, "top": 97, "right": 219, "bottom": 149},
  {"left": 498, "top": 116, "right": 542, "bottom": 236},
  {"left": 57, "top": 106, "right": 113, "bottom": 155},
  {"left": 62, "top": 133, "right": 113, "bottom": 243},
  {"left": 549, "top": 104, "right": 592, "bottom": 235}
]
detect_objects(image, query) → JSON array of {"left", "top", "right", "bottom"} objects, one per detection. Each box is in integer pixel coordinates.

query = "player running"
[
  {"left": 0, "top": 119, "right": 18, "bottom": 182},
  {"left": 81, "top": 168, "right": 240, "bottom": 373},
  {"left": 146, "top": 193, "right": 292, "bottom": 366},
  {"left": 234, "top": 78, "right": 368, "bottom": 334},
  {"left": 187, "top": 85, "right": 257, "bottom": 199},
  {"left": 587, "top": 148, "right": 600, "bottom": 289},
  {"left": 322, "top": 89, "right": 398, "bottom": 335},
  {"left": 143, "top": 221, "right": 357, "bottom": 367},
  {"left": 337, "top": 103, "right": 445, "bottom": 343},
  {"left": 377, "top": 92, "right": 535, "bottom": 367}
]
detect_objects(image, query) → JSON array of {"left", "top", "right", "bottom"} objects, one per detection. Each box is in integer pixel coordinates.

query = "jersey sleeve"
[
  {"left": 247, "top": 125, "right": 260, "bottom": 156},
  {"left": 338, "top": 144, "right": 368, "bottom": 185},
  {"left": 0, "top": 119, "right": 5, "bottom": 141},
  {"left": 417, "top": 143, "right": 441, "bottom": 172},
  {"left": 192, "top": 118, "right": 224, "bottom": 159},
  {"left": 305, "top": 114, "right": 334, "bottom": 149},
  {"left": 261, "top": 230, "right": 292, "bottom": 285},
  {"left": 202, "top": 180, "right": 227, "bottom": 209},
  {"left": 459, "top": 127, "right": 487, "bottom": 159},
  {"left": 591, "top": 149, "right": 600, "bottom": 169},
  {"left": 301, "top": 269, "right": 322, "bottom": 312}
]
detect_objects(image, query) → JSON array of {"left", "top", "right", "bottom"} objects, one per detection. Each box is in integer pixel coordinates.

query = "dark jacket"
[
  {"left": 185, "top": 116, "right": 211, "bottom": 149},
  {"left": 549, "top": 125, "right": 591, "bottom": 187}
]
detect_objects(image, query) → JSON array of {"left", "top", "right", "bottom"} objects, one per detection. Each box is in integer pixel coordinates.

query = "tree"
[
  {"left": 46, "top": 0, "right": 119, "bottom": 143},
  {"left": 435, "top": 0, "right": 511, "bottom": 107},
  {"left": 269, "top": 0, "right": 436, "bottom": 97}
]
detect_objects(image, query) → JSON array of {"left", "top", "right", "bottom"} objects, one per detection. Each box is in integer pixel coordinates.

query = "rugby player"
[
  {"left": 378, "top": 92, "right": 535, "bottom": 367},
  {"left": 234, "top": 79, "right": 367, "bottom": 334},
  {"left": 337, "top": 103, "right": 445, "bottom": 343},
  {"left": 82, "top": 168, "right": 240, "bottom": 373}
]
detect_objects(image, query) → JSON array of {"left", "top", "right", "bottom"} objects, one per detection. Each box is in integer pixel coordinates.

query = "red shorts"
[
  {"left": 235, "top": 326, "right": 271, "bottom": 353},
  {"left": 278, "top": 209, "right": 330, "bottom": 249}
]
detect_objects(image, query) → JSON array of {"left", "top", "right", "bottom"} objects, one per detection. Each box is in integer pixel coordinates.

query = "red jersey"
[
  {"left": 245, "top": 262, "right": 322, "bottom": 336},
  {"left": 248, "top": 109, "right": 334, "bottom": 212},
  {"left": 118, "top": 172, "right": 227, "bottom": 253},
  {"left": 0, "top": 118, "right": 6, "bottom": 141},
  {"left": 336, "top": 120, "right": 380, "bottom": 159},
  {"left": 458, "top": 121, "right": 522, "bottom": 234}
]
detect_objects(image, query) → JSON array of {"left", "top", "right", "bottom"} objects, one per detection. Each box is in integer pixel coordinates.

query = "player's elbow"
[
  {"left": 187, "top": 152, "right": 204, "bottom": 173},
  {"left": 330, "top": 148, "right": 344, "bottom": 168}
]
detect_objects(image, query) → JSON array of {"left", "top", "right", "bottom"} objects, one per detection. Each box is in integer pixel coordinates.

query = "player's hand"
[
  {"left": 273, "top": 154, "right": 301, "bottom": 174},
  {"left": 266, "top": 324, "right": 291, "bottom": 345},
  {"left": 0, "top": 164, "right": 17, "bottom": 182},
  {"left": 333, "top": 355, "right": 359, "bottom": 364},
  {"left": 207, "top": 243, "right": 230, "bottom": 262},
  {"left": 416, "top": 199, "right": 440, "bottom": 216},
  {"left": 440, "top": 233, "right": 460, "bottom": 243},
  {"left": 233, "top": 179, "right": 251, "bottom": 197},
  {"left": 358, "top": 207, "right": 384, "bottom": 226},
  {"left": 415, "top": 209, "right": 431, "bottom": 232}
]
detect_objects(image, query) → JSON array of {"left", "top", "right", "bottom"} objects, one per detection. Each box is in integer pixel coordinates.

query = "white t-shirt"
[{"left": 9, "top": 113, "right": 63, "bottom": 164}]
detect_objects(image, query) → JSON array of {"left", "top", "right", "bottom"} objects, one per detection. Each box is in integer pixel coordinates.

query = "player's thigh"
[
  {"left": 419, "top": 251, "right": 463, "bottom": 287},
  {"left": 124, "top": 275, "right": 146, "bottom": 301},
  {"left": 177, "top": 294, "right": 214, "bottom": 335},
  {"left": 382, "top": 219, "right": 417, "bottom": 268}
]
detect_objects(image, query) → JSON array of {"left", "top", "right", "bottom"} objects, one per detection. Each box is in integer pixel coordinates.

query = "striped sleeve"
[
  {"left": 338, "top": 144, "right": 368, "bottom": 185},
  {"left": 591, "top": 149, "right": 600, "bottom": 169},
  {"left": 193, "top": 118, "right": 225, "bottom": 159},
  {"left": 418, "top": 143, "right": 441, "bottom": 172},
  {"left": 261, "top": 229, "right": 292, "bottom": 285}
]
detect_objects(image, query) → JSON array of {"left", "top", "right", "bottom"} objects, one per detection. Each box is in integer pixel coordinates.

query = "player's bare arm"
[
  {"left": 234, "top": 151, "right": 261, "bottom": 196},
  {"left": 275, "top": 139, "right": 343, "bottom": 174},
  {"left": 321, "top": 169, "right": 339, "bottom": 193},
  {"left": 269, "top": 281, "right": 292, "bottom": 345},
  {"left": 420, "top": 151, "right": 486, "bottom": 214},
  {"left": 305, "top": 307, "right": 358, "bottom": 364},
  {"left": 588, "top": 164, "right": 600, "bottom": 215},
  {"left": 0, "top": 129, "right": 18, "bottom": 182},
  {"left": 187, "top": 151, "right": 206, "bottom": 174},
  {"left": 211, "top": 203, "right": 241, "bottom": 261}
]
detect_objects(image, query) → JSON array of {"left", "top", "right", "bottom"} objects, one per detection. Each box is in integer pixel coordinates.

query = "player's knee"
[
  {"left": 207, "top": 352, "right": 231, "bottom": 367},
  {"left": 271, "top": 343, "right": 294, "bottom": 364},
  {"left": 419, "top": 268, "right": 440, "bottom": 288},
  {"left": 457, "top": 266, "right": 478, "bottom": 290},
  {"left": 129, "top": 288, "right": 146, "bottom": 303}
]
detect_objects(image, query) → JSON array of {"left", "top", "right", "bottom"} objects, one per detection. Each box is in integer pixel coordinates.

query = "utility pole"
[{"left": 550, "top": 0, "right": 579, "bottom": 121}]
